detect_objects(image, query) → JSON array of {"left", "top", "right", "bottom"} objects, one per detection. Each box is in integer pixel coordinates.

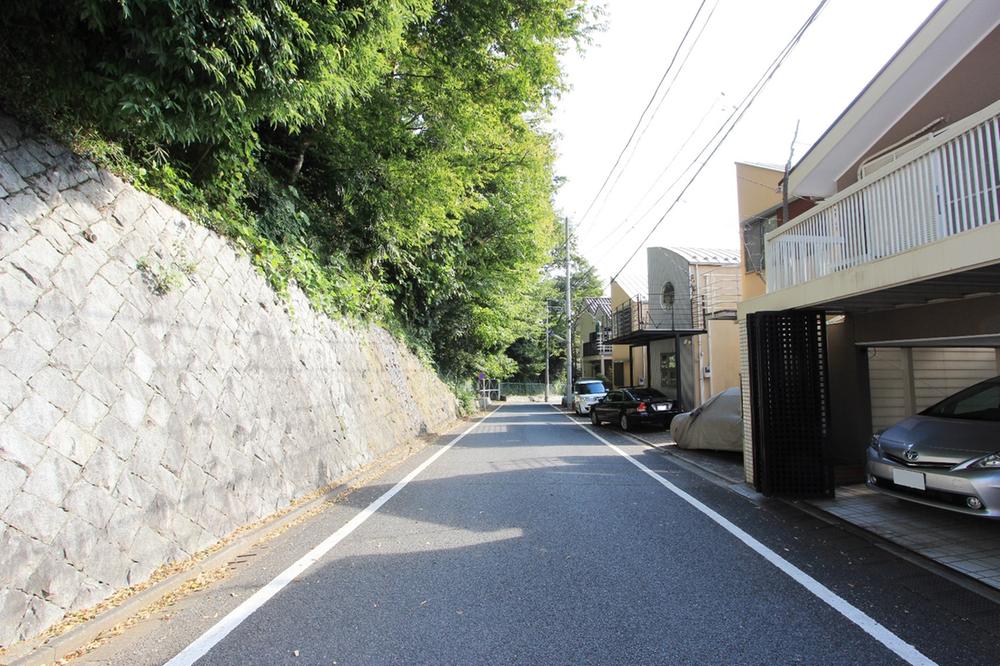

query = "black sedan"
[{"left": 590, "top": 387, "right": 680, "bottom": 431}]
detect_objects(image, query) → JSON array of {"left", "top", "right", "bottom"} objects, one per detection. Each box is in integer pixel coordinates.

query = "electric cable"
[
  {"left": 588, "top": 93, "right": 726, "bottom": 256},
  {"left": 587, "top": 0, "right": 722, "bottom": 228},
  {"left": 607, "top": 0, "right": 830, "bottom": 287},
  {"left": 573, "top": 0, "right": 709, "bottom": 235}
]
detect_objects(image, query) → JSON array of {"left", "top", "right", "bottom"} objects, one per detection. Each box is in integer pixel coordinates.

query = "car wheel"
[
  {"left": 619, "top": 413, "right": 630, "bottom": 431},
  {"left": 591, "top": 410, "right": 601, "bottom": 426}
]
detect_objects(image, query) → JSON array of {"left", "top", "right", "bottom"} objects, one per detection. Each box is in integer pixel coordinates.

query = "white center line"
[
  {"left": 165, "top": 405, "right": 504, "bottom": 666},
  {"left": 555, "top": 406, "right": 937, "bottom": 666}
]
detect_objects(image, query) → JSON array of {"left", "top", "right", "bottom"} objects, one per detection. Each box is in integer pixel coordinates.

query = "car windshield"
[
  {"left": 922, "top": 378, "right": 1000, "bottom": 421},
  {"left": 629, "top": 388, "right": 667, "bottom": 400},
  {"left": 575, "top": 381, "right": 606, "bottom": 395}
]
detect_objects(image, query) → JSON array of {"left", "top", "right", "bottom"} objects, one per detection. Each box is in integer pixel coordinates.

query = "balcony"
[
  {"left": 766, "top": 101, "right": 1000, "bottom": 293},
  {"left": 699, "top": 272, "right": 740, "bottom": 320},
  {"left": 582, "top": 330, "right": 612, "bottom": 358},
  {"left": 611, "top": 290, "right": 705, "bottom": 344}
]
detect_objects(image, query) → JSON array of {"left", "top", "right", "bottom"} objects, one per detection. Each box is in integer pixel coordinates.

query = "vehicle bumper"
[
  {"left": 626, "top": 410, "right": 679, "bottom": 428},
  {"left": 865, "top": 448, "right": 1000, "bottom": 518}
]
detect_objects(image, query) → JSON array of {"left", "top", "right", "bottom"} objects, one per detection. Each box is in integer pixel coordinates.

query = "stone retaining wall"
[{"left": 0, "top": 115, "right": 457, "bottom": 647}]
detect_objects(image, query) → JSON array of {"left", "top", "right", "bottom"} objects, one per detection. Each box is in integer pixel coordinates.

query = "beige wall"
[
  {"left": 735, "top": 162, "right": 783, "bottom": 220},
  {"left": 690, "top": 261, "right": 741, "bottom": 404},
  {"left": 609, "top": 281, "right": 632, "bottom": 387},
  {"left": 735, "top": 162, "right": 783, "bottom": 302},
  {"left": 700, "top": 320, "right": 740, "bottom": 399},
  {"left": 576, "top": 309, "right": 598, "bottom": 360}
]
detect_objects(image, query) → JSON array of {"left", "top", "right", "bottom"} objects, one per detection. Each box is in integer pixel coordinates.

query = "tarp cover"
[{"left": 670, "top": 387, "right": 742, "bottom": 452}]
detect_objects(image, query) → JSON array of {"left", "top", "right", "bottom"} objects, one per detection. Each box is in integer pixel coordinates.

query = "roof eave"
[{"left": 789, "top": 0, "right": 1000, "bottom": 197}]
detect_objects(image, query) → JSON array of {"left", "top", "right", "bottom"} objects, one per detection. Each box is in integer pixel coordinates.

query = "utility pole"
[
  {"left": 544, "top": 305, "right": 550, "bottom": 402},
  {"left": 782, "top": 119, "right": 800, "bottom": 226},
  {"left": 564, "top": 217, "right": 573, "bottom": 406}
]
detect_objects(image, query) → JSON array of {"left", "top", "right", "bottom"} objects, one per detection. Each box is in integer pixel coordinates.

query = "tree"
[
  {"left": 0, "top": 0, "right": 600, "bottom": 383},
  {"left": 506, "top": 229, "right": 604, "bottom": 382}
]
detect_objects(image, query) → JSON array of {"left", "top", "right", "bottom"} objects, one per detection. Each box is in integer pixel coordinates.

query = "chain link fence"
[{"left": 497, "top": 382, "right": 566, "bottom": 398}]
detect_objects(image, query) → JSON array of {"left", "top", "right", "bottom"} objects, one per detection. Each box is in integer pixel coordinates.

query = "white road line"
[
  {"left": 556, "top": 408, "right": 937, "bottom": 666},
  {"left": 165, "top": 405, "right": 503, "bottom": 666}
]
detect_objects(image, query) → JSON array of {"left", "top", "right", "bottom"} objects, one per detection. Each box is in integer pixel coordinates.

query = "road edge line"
[
  {"left": 553, "top": 407, "right": 937, "bottom": 666},
  {"left": 163, "top": 404, "right": 503, "bottom": 666}
]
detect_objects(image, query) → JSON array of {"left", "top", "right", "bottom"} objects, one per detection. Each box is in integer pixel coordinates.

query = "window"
[
  {"left": 922, "top": 379, "right": 1000, "bottom": 421},
  {"left": 660, "top": 281, "right": 675, "bottom": 309},
  {"left": 575, "top": 381, "right": 607, "bottom": 395}
]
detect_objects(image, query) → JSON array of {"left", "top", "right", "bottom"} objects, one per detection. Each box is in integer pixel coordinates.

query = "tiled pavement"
[{"left": 810, "top": 484, "right": 1000, "bottom": 592}]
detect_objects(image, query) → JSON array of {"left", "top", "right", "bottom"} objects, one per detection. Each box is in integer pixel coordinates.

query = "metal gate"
[{"left": 747, "top": 310, "right": 833, "bottom": 497}]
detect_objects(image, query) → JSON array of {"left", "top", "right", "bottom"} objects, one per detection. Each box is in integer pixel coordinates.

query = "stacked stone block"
[{"left": 0, "top": 115, "right": 457, "bottom": 647}]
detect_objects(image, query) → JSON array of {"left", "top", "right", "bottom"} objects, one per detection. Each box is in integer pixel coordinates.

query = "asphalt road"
[{"left": 88, "top": 404, "right": 1000, "bottom": 665}]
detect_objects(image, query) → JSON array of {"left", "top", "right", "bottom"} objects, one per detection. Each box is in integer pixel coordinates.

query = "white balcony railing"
[
  {"left": 766, "top": 100, "right": 1000, "bottom": 292},
  {"left": 699, "top": 272, "right": 741, "bottom": 319}
]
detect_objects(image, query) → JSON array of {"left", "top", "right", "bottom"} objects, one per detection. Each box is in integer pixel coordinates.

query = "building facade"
[
  {"left": 576, "top": 297, "right": 613, "bottom": 380},
  {"left": 609, "top": 247, "right": 742, "bottom": 409},
  {"left": 738, "top": 0, "right": 1000, "bottom": 495}
]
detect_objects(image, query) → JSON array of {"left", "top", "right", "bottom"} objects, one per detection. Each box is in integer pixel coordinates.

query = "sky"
[{"left": 550, "top": 0, "right": 942, "bottom": 287}]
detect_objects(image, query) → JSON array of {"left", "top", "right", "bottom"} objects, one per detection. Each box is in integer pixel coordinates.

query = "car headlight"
[
  {"left": 870, "top": 431, "right": 882, "bottom": 453},
  {"left": 973, "top": 452, "right": 1000, "bottom": 468}
]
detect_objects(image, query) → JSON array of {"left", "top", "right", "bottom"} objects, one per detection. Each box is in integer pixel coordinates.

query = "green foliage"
[
  {"left": 0, "top": 1, "right": 429, "bottom": 151},
  {"left": 137, "top": 256, "right": 186, "bottom": 295},
  {"left": 445, "top": 378, "right": 478, "bottom": 416},
  {"left": 504, "top": 232, "right": 604, "bottom": 383},
  {"left": 0, "top": 0, "right": 599, "bottom": 383}
]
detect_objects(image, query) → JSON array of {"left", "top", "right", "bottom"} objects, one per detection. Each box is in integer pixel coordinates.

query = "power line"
[
  {"left": 572, "top": 0, "right": 710, "bottom": 235},
  {"left": 607, "top": 0, "right": 830, "bottom": 287},
  {"left": 630, "top": 0, "right": 720, "bottom": 158},
  {"left": 587, "top": 0, "right": 722, "bottom": 228},
  {"left": 589, "top": 93, "right": 726, "bottom": 256}
]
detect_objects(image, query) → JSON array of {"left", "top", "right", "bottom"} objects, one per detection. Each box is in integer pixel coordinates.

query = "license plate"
[
  {"left": 653, "top": 404, "right": 666, "bottom": 411},
  {"left": 892, "top": 468, "right": 926, "bottom": 491}
]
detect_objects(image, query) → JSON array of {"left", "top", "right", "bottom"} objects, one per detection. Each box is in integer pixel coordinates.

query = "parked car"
[
  {"left": 590, "top": 387, "right": 679, "bottom": 431},
  {"left": 670, "top": 388, "right": 742, "bottom": 452},
  {"left": 866, "top": 375, "right": 1000, "bottom": 518},
  {"left": 572, "top": 379, "right": 608, "bottom": 415}
]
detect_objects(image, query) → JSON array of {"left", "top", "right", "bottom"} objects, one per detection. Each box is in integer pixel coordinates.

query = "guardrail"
[{"left": 766, "top": 100, "right": 1000, "bottom": 292}]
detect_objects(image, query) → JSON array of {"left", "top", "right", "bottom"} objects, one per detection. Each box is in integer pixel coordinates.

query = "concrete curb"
[{"left": 2, "top": 412, "right": 490, "bottom": 666}]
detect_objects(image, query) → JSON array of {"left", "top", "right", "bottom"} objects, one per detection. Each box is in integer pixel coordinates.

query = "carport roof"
[
  {"left": 819, "top": 262, "right": 1000, "bottom": 312},
  {"left": 607, "top": 328, "right": 706, "bottom": 346}
]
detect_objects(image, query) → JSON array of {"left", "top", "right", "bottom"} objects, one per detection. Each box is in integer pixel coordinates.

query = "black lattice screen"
[{"left": 747, "top": 310, "right": 833, "bottom": 497}]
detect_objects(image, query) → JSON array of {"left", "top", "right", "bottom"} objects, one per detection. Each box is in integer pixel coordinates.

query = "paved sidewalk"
[{"left": 810, "top": 484, "right": 1000, "bottom": 593}]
